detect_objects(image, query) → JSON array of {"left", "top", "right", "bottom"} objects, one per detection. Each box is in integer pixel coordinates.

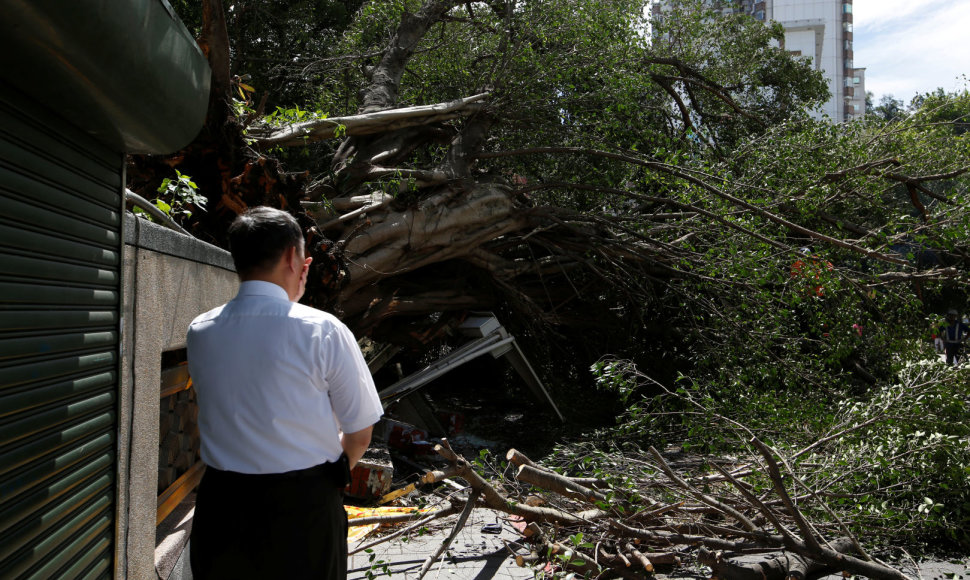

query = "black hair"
[{"left": 227, "top": 207, "right": 304, "bottom": 277}]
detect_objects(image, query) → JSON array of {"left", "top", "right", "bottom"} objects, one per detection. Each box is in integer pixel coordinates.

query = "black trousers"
[
  {"left": 945, "top": 343, "right": 962, "bottom": 366},
  {"left": 190, "top": 458, "right": 350, "bottom": 580}
]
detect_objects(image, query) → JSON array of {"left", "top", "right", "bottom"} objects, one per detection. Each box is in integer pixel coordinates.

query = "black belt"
[{"left": 207, "top": 454, "right": 351, "bottom": 487}]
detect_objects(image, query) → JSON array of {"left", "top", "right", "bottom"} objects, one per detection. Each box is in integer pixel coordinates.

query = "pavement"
[
  {"left": 346, "top": 507, "right": 535, "bottom": 580},
  {"left": 157, "top": 473, "right": 969, "bottom": 580},
  {"left": 160, "top": 500, "right": 537, "bottom": 580},
  {"left": 161, "top": 500, "right": 969, "bottom": 580}
]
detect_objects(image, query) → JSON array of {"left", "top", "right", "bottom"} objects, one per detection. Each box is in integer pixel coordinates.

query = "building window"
[
  {"left": 843, "top": 22, "right": 853, "bottom": 32},
  {"left": 843, "top": 3, "right": 852, "bottom": 13},
  {"left": 755, "top": 9, "right": 765, "bottom": 20},
  {"left": 853, "top": 76, "right": 861, "bottom": 84}
]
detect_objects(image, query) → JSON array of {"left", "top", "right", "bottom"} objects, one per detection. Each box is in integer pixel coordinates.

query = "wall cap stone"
[{"left": 125, "top": 212, "right": 235, "bottom": 272}]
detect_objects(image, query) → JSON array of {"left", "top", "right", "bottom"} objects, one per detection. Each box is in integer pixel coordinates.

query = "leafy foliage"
[
  {"left": 590, "top": 344, "right": 970, "bottom": 551},
  {"left": 132, "top": 170, "right": 207, "bottom": 225},
  {"left": 157, "top": 170, "right": 208, "bottom": 220},
  {"left": 170, "top": 0, "right": 365, "bottom": 110}
]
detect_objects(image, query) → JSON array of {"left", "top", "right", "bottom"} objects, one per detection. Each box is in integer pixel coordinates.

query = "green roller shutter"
[{"left": 0, "top": 84, "right": 120, "bottom": 579}]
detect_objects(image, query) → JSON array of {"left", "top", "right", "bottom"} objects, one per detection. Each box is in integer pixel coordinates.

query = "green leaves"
[{"left": 154, "top": 169, "right": 206, "bottom": 221}]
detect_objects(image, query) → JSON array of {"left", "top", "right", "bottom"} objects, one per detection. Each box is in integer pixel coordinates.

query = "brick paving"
[{"left": 347, "top": 508, "right": 535, "bottom": 580}]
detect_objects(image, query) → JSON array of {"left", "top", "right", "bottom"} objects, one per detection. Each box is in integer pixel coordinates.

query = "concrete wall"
[{"left": 116, "top": 214, "right": 237, "bottom": 579}]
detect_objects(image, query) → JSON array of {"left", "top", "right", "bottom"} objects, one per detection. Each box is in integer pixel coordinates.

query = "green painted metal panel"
[
  {"left": 0, "top": 412, "right": 116, "bottom": 479},
  {"left": 0, "top": 433, "right": 114, "bottom": 508},
  {"left": 0, "top": 353, "right": 117, "bottom": 392},
  {"left": 0, "top": 372, "right": 115, "bottom": 418},
  {"left": 46, "top": 530, "right": 113, "bottom": 580},
  {"left": 0, "top": 282, "right": 118, "bottom": 308},
  {"left": 0, "top": 254, "right": 118, "bottom": 287},
  {"left": 0, "top": 332, "right": 117, "bottom": 364},
  {"left": 0, "top": 110, "right": 121, "bottom": 191},
  {"left": 0, "top": 460, "right": 113, "bottom": 537},
  {"left": 0, "top": 311, "right": 118, "bottom": 334},
  {"left": 0, "top": 223, "right": 120, "bottom": 268},
  {"left": 0, "top": 392, "right": 115, "bottom": 447},
  {"left": 0, "top": 491, "right": 112, "bottom": 576},
  {"left": 0, "top": 477, "right": 112, "bottom": 562},
  {"left": 0, "top": 165, "right": 120, "bottom": 232},
  {"left": 0, "top": 85, "right": 118, "bottom": 578},
  {"left": 0, "top": 194, "right": 120, "bottom": 249}
]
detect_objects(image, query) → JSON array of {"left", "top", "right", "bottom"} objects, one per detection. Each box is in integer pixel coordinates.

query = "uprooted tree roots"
[{"left": 355, "top": 439, "right": 912, "bottom": 580}]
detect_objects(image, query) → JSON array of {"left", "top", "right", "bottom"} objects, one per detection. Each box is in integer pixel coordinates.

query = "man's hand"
[{"left": 340, "top": 426, "right": 373, "bottom": 470}]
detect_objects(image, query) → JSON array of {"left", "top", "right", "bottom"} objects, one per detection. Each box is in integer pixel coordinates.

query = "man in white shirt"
[{"left": 186, "top": 207, "right": 383, "bottom": 579}]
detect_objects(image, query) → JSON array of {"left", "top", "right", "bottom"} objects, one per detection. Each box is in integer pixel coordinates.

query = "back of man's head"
[{"left": 228, "top": 207, "right": 303, "bottom": 278}]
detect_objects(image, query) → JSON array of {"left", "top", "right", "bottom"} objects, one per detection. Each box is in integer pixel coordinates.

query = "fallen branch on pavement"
[{"left": 377, "top": 438, "right": 914, "bottom": 580}]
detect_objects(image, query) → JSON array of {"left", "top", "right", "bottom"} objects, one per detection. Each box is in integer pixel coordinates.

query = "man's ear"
[{"left": 284, "top": 245, "right": 301, "bottom": 273}]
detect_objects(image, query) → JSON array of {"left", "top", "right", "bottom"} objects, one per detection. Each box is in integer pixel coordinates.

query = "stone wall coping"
[{"left": 125, "top": 212, "right": 235, "bottom": 272}]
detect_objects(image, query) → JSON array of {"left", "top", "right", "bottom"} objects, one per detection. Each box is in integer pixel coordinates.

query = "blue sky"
[{"left": 854, "top": 0, "right": 970, "bottom": 104}]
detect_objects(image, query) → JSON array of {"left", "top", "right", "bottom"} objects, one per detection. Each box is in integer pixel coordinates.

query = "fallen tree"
[
  {"left": 124, "top": 0, "right": 970, "bottom": 546},
  {"left": 132, "top": 0, "right": 969, "bottom": 369}
]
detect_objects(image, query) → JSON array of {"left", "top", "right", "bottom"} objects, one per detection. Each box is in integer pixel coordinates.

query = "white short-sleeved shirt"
[{"left": 186, "top": 280, "right": 383, "bottom": 474}]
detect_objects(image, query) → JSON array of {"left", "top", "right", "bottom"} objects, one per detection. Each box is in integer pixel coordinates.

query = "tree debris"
[{"left": 357, "top": 439, "right": 913, "bottom": 580}]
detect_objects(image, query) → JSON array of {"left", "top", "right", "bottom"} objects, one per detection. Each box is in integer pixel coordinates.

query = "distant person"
[
  {"left": 931, "top": 316, "right": 945, "bottom": 353},
  {"left": 941, "top": 309, "right": 969, "bottom": 367},
  {"left": 187, "top": 207, "right": 384, "bottom": 579}
]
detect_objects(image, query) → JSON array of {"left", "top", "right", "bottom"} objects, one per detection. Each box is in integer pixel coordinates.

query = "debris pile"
[{"left": 351, "top": 438, "right": 912, "bottom": 580}]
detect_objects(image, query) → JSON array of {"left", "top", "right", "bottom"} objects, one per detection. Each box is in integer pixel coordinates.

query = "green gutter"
[{"left": 0, "top": 0, "right": 211, "bottom": 154}]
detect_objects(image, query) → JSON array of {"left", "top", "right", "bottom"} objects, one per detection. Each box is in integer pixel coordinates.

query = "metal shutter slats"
[
  {"left": 0, "top": 491, "right": 112, "bottom": 576},
  {"left": 0, "top": 411, "right": 116, "bottom": 478},
  {"left": 0, "top": 391, "right": 115, "bottom": 446},
  {"left": 0, "top": 371, "right": 115, "bottom": 418},
  {"left": 0, "top": 166, "right": 120, "bottom": 231},
  {"left": 0, "top": 458, "right": 113, "bottom": 536},
  {"left": 0, "top": 331, "right": 117, "bottom": 364},
  {"left": 0, "top": 352, "right": 117, "bottom": 391},
  {"left": 0, "top": 470, "right": 113, "bottom": 560},
  {"left": 0, "top": 281, "right": 118, "bottom": 307},
  {"left": 0, "top": 432, "right": 114, "bottom": 508},
  {"left": 46, "top": 530, "right": 114, "bottom": 580},
  {"left": 0, "top": 85, "right": 118, "bottom": 578},
  {"left": 0, "top": 195, "right": 120, "bottom": 249},
  {"left": 0, "top": 223, "right": 119, "bottom": 268},
  {"left": 0, "top": 311, "right": 118, "bottom": 333}
]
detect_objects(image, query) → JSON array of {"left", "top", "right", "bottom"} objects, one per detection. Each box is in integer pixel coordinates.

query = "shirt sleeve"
[{"left": 322, "top": 321, "right": 384, "bottom": 434}]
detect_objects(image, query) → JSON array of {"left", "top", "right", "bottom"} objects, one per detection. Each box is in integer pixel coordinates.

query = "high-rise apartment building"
[{"left": 651, "top": 0, "right": 866, "bottom": 122}]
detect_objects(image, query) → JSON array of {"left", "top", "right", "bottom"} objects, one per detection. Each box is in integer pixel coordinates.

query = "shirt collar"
[{"left": 237, "top": 280, "right": 290, "bottom": 301}]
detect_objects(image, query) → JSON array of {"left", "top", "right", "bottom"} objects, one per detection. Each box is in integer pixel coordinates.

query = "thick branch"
[
  {"left": 518, "top": 181, "right": 788, "bottom": 251},
  {"left": 750, "top": 438, "right": 822, "bottom": 553},
  {"left": 415, "top": 489, "right": 481, "bottom": 580},
  {"left": 482, "top": 147, "right": 909, "bottom": 264},
  {"left": 433, "top": 440, "right": 610, "bottom": 524},
  {"left": 200, "top": 0, "right": 231, "bottom": 106},
  {"left": 360, "top": 1, "right": 464, "bottom": 113},
  {"left": 645, "top": 57, "right": 767, "bottom": 126},
  {"left": 250, "top": 94, "right": 489, "bottom": 147}
]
